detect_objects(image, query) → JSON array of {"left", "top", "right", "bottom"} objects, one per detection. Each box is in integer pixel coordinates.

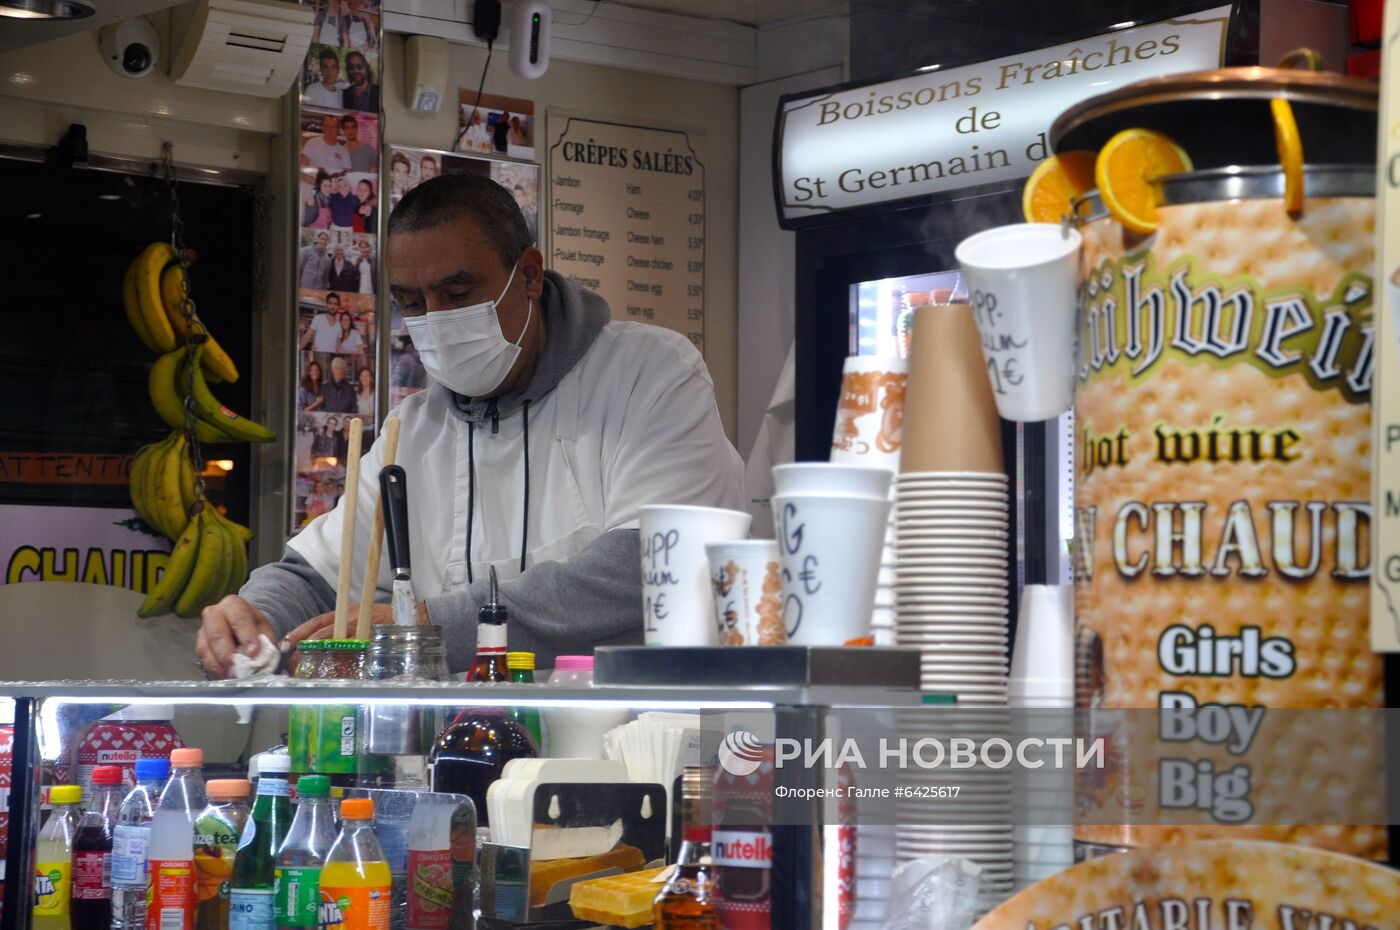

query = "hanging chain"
[{"left": 162, "top": 142, "right": 208, "bottom": 508}]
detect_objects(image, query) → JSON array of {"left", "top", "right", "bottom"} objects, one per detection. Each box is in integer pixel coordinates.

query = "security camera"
[{"left": 99, "top": 17, "right": 160, "bottom": 79}]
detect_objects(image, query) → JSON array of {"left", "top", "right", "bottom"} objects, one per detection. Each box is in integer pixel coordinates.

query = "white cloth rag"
[{"left": 231, "top": 633, "right": 281, "bottom": 679}]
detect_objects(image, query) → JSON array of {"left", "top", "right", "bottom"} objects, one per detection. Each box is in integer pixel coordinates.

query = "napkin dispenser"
[{"left": 479, "top": 782, "right": 667, "bottom": 928}]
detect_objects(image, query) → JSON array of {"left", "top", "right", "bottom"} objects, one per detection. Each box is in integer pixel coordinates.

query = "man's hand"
[{"left": 196, "top": 596, "right": 281, "bottom": 680}]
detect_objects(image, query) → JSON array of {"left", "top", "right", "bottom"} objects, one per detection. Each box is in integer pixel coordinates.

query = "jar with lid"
[
  {"left": 361, "top": 626, "right": 449, "bottom": 784},
  {"left": 365, "top": 625, "right": 449, "bottom": 680},
  {"left": 289, "top": 639, "right": 367, "bottom": 788}
]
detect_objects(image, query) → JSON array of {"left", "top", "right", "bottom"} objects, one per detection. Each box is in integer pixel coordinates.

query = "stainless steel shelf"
[{"left": 0, "top": 679, "right": 932, "bottom": 708}]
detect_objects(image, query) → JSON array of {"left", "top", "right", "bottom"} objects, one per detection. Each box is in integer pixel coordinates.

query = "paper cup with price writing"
[
  {"left": 706, "top": 540, "right": 785, "bottom": 646},
  {"left": 829, "top": 355, "right": 909, "bottom": 472},
  {"left": 639, "top": 505, "right": 753, "bottom": 646},
  {"left": 955, "top": 222, "right": 1081, "bottom": 422},
  {"left": 771, "top": 493, "right": 892, "bottom": 646}
]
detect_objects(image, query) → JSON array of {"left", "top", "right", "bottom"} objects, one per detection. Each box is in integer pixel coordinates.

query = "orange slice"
[
  {"left": 1022, "top": 151, "right": 1097, "bottom": 223},
  {"left": 1094, "top": 128, "right": 1192, "bottom": 235},
  {"left": 1271, "top": 97, "right": 1305, "bottom": 214}
]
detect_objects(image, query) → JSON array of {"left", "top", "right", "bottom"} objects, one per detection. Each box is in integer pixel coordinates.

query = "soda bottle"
[
  {"left": 33, "top": 784, "right": 82, "bottom": 930},
  {"left": 112, "top": 757, "right": 170, "bottom": 930},
  {"left": 230, "top": 756, "right": 293, "bottom": 930},
  {"left": 320, "top": 799, "right": 392, "bottom": 930},
  {"left": 72, "top": 765, "right": 124, "bottom": 930},
  {"left": 148, "top": 747, "right": 207, "bottom": 930},
  {"left": 506, "top": 652, "right": 542, "bottom": 749},
  {"left": 273, "top": 775, "right": 336, "bottom": 930},
  {"left": 195, "top": 780, "right": 250, "bottom": 930}
]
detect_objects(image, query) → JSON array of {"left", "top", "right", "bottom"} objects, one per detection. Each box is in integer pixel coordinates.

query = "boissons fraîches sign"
[{"left": 773, "top": 7, "right": 1231, "bottom": 225}]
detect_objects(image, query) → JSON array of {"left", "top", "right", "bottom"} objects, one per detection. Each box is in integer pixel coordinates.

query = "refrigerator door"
[{"left": 849, "top": 271, "right": 964, "bottom": 359}]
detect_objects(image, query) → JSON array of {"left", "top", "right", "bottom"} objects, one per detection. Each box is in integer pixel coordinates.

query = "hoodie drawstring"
[
  {"left": 465, "top": 399, "right": 531, "bottom": 584},
  {"left": 520, "top": 400, "right": 530, "bottom": 573},
  {"left": 466, "top": 423, "right": 476, "bottom": 584}
]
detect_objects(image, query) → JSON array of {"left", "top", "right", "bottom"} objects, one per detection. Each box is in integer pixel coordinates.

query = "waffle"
[{"left": 568, "top": 865, "right": 668, "bottom": 928}]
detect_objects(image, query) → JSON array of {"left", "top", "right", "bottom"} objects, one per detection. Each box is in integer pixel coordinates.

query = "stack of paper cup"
[
  {"left": 891, "top": 303, "right": 1012, "bottom": 903},
  {"left": 829, "top": 356, "right": 908, "bottom": 646},
  {"left": 891, "top": 706, "right": 1014, "bottom": 908},
  {"left": 1009, "top": 584, "right": 1075, "bottom": 891},
  {"left": 894, "top": 304, "right": 1008, "bottom": 704}
]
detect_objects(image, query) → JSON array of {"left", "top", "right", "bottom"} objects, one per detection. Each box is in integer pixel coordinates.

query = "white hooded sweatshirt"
[{"left": 245, "top": 272, "right": 743, "bottom": 668}]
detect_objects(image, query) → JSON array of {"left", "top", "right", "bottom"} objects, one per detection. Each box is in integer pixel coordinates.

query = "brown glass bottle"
[
  {"left": 654, "top": 767, "right": 720, "bottom": 930},
  {"left": 467, "top": 567, "right": 509, "bottom": 682}
]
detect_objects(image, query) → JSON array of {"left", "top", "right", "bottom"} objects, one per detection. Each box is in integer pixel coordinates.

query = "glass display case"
[{"left": 0, "top": 653, "right": 930, "bottom": 930}]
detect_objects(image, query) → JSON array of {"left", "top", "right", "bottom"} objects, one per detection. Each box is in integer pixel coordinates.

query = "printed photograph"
[
  {"left": 298, "top": 289, "right": 375, "bottom": 358},
  {"left": 302, "top": 44, "right": 379, "bottom": 112},
  {"left": 309, "top": 0, "right": 380, "bottom": 55},
  {"left": 457, "top": 90, "right": 535, "bottom": 160},
  {"left": 297, "top": 228, "right": 377, "bottom": 293},
  {"left": 300, "top": 110, "right": 380, "bottom": 178},
  {"left": 300, "top": 169, "right": 379, "bottom": 234}
]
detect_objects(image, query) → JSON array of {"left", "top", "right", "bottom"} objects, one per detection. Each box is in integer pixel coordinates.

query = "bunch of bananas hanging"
[
  {"left": 129, "top": 434, "right": 252, "bottom": 618},
  {"left": 123, "top": 240, "right": 274, "bottom": 619}
]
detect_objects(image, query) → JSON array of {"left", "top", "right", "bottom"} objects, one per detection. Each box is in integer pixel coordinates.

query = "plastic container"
[
  {"left": 72, "top": 765, "right": 123, "bottom": 930},
  {"left": 320, "top": 799, "right": 392, "bottom": 930},
  {"left": 67, "top": 704, "right": 185, "bottom": 795},
  {"left": 290, "top": 641, "right": 367, "bottom": 786},
  {"left": 405, "top": 800, "right": 454, "bottom": 930},
  {"left": 112, "top": 756, "right": 170, "bottom": 930},
  {"left": 230, "top": 755, "right": 293, "bottom": 930},
  {"left": 274, "top": 774, "right": 337, "bottom": 929},
  {"left": 196, "top": 779, "right": 251, "bottom": 930},
  {"left": 32, "top": 784, "right": 81, "bottom": 930},
  {"left": 149, "top": 747, "right": 207, "bottom": 930},
  {"left": 541, "top": 656, "right": 629, "bottom": 759}
]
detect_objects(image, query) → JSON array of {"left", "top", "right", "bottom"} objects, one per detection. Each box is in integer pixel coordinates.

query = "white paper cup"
[
  {"left": 772, "top": 493, "right": 892, "bottom": 645},
  {"left": 830, "top": 355, "right": 909, "bottom": 473},
  {"left": 1009, "top": 584, "right": 1074, "bottom": 707},
  {"left": 773, "top": 463, "right": 892, "bottom": 499},
  {"left": 955, "top": 222, "right": 1081, "bottom": 422},
  {"left": 705, "top": 540, "right": 784, "bottom": 646},
  {"left": 639, "top": 505, "right": 752, "bottom": 646}
]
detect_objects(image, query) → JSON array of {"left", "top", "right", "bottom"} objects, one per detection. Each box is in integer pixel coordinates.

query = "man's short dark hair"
[
  {"left": 327, "top": 292, "right": 341, "bottom": 305},
  {"left": 319, "top": 48, "right": 338, "bottom": 66},
  {"left": 341, "top": 114, "right": 357, "bottom": 127},
  {"left": 388, "top": 174, "right": 531, "bottom": 268}
]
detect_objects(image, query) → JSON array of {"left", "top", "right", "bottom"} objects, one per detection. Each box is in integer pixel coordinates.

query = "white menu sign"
[
  {"left": 775, "top": 7, "right": 1231, "bottom": 225},
  {"left": 546, "top": 111, "right": 706, "bottom": 350}
]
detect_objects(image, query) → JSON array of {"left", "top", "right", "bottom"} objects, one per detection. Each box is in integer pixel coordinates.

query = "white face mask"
[{"left": 402, "top": 260, "right": 532, "bottom": 398}]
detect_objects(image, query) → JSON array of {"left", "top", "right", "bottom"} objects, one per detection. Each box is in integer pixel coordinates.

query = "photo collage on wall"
[
  {"left": 293, "top": 0, "right": 382, "bottom": 531},
  {"left": 386, "top": 145, "right": 541, "bottom": 407}
]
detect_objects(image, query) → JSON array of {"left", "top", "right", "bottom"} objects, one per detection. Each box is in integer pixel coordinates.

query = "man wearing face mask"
[{"left": 195, "top": 175, "right": 743, "bottom": 677}]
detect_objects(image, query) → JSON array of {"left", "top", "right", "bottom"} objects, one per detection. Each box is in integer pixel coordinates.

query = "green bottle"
[
  {"left": 228, "top": 756, "right": 294, "bottom": 930},
  {"left": 507, "top": 651, "right": 543, "bottom": 749}
]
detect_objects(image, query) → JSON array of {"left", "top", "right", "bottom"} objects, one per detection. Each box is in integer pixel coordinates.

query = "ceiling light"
[{"left": 0, "top": 0, "right": 95, "bottom": 19}]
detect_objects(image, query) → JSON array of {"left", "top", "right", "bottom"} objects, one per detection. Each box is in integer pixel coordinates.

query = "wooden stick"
[
  {"left": 356, "top": 415, "right": 401, "bottom": 640},
  {"left": 332, "top": 417, "right": 364, "bottom": 641}
]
